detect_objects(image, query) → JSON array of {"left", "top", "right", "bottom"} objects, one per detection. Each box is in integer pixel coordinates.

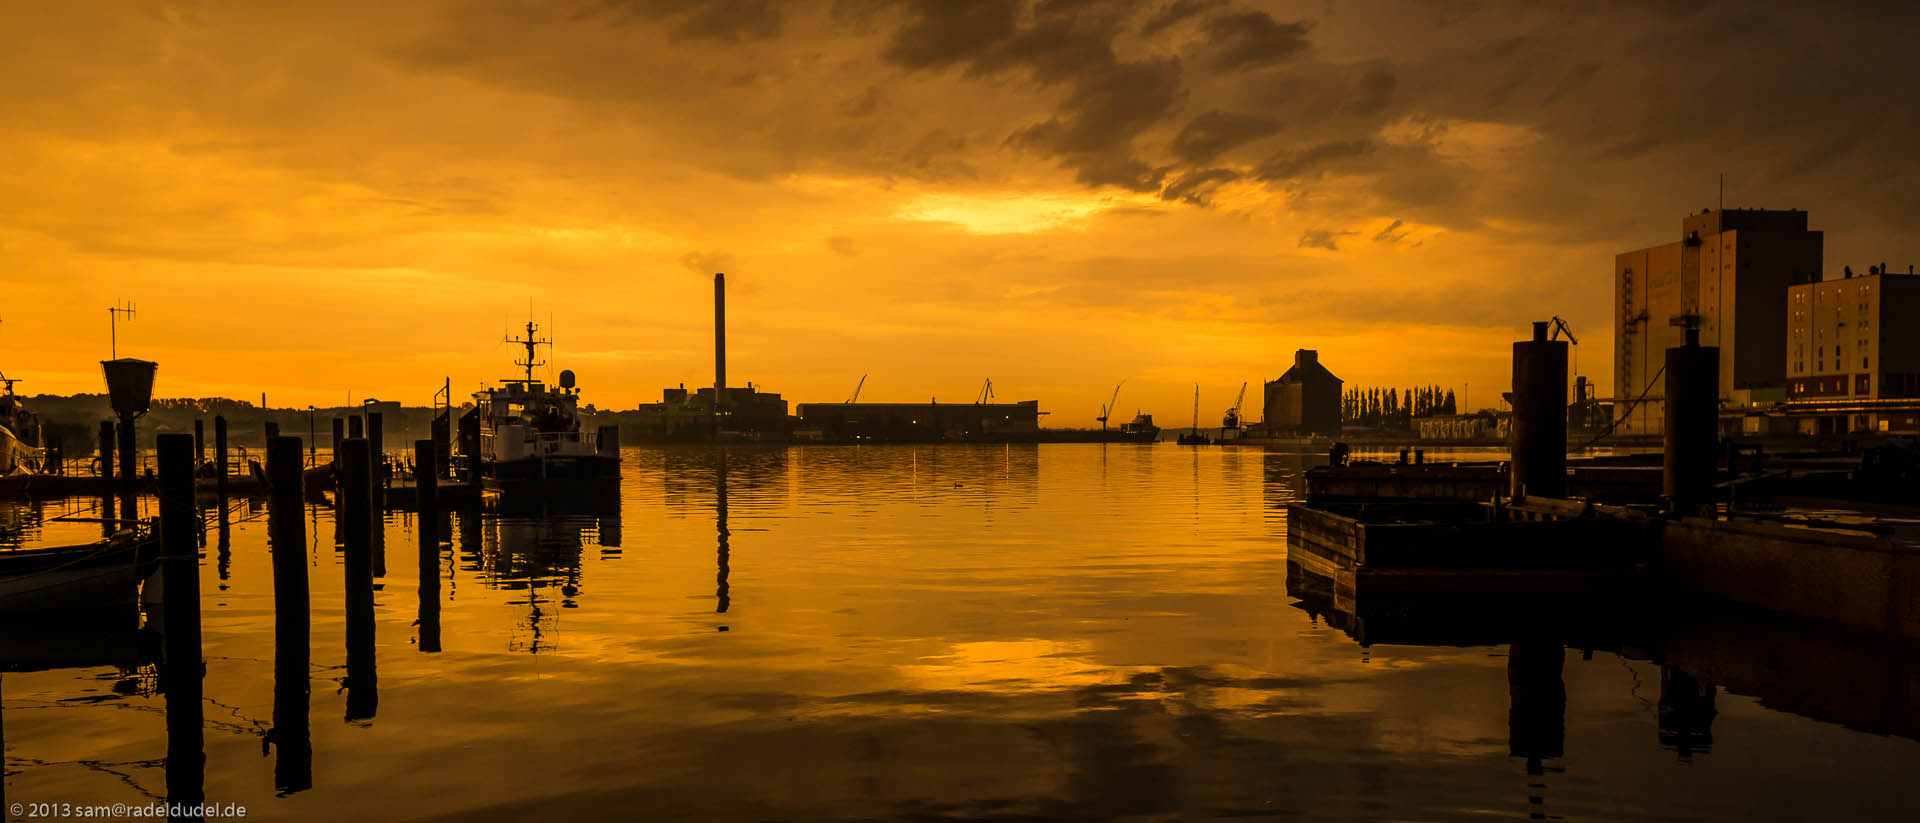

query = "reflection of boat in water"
[
  {"left": 0, "top": 527, "right": 158, "bottom": 614},
  {"left": 474, "top": 321, "right": 619, "bottom": 486}
]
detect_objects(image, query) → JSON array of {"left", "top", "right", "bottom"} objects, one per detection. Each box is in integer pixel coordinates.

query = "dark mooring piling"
[
  {"left": 331, "top": 417, "right": 346, "bottom": 458},
  {"left": 366, "top": 411, "right": 385, "bottom": 516},
  {"left": 266, "top": 435, "right": 313, "bottom": 793},
  {"left": 1664, "top": 325, "right": 1719, "bottom": 514},
  {"left": 193, "top": 419, "right": 205, "bottom": 465},
  {"left": 266, "top": 420, "right": 280, "bottom": 439},
  {"left": 214, "top": 414, "right": 230, "bottom": 497},
  {"left": 116, "top": 419, "right": 136, "bottom": 484},
  {"left": 97, "top": 420, "right": 114, "bottom": 481},
  {"left": 1510, "top": 320, "right": 1569, "bottom": 499},
  {"left": 415, "top": 438, "right": 441, "bottom": 654},
  {"left": 348, "top": 415, "right": 363, "bottom": 440},
  {"left": 156, "top": 433, "right": 205, "bottom": 811},
  {"left": 339, "top": 437, "right": 378, "bottom": 721}
]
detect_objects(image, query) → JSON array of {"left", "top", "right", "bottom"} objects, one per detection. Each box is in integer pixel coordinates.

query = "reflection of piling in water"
[
  {"left": 1507, "top": 641, "right": 1565, "bottom": 773},
  {"left": 339, "top": 438, "right": 378, "bottom": 722},
  {"left": 1664, "top": 325, "right": 1719, "bottom": 515},
  {"left": 1510, "top": 321, "right": 1568, "bottom": 499},
  {"left": 716, "top": 449, "right": 730, "bottom": 616},
  {"left": 266, "top": 436, "right": 313, "bottom": 793},
  {"left": 157, "top": 434, "right": 205, "bottom": 812},
  {"left": 1658, "top": 666, "right": 1717, "bottom": 759},
  {"left": 415, "top": 440, "right": 441, "bottom": 653}
]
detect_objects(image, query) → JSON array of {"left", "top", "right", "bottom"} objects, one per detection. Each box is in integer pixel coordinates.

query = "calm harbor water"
[{"left": 4, "top": 444, "right": 1918, "bottom": 821}]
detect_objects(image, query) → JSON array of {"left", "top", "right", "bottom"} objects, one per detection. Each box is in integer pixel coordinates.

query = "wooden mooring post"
[
  {"left": 339, "top": 437, "right": 378, "bottom": 721},
  {"left": 156, "top": 433, "right": 205, "bottom": 811},
  {"left": 266, "top": 435, "right": 313, "bottom": 792}
]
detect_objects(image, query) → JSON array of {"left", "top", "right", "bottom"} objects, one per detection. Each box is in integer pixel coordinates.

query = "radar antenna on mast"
[{"left": 506, "top": 319, "right": 551, "bottom": 384}]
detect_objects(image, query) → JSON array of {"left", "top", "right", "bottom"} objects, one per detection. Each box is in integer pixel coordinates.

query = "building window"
[
  {"left": 1865, "top": 357, "right": 1870, "bottom": 369},
  {"left": 1857, "top": 374, "right": 1872, "bottom": 395}
]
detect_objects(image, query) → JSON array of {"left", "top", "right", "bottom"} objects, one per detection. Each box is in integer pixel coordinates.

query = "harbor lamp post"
[{"left": 308, "top": 405, "right": 317, "bottom": 466}]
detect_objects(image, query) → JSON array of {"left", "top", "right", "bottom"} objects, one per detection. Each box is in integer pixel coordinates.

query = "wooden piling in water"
[
  {"left": 339, "top": 437, "right": 378, "bottom": 720},
  {"left": 414, "top": 438, "right": 441, "bottom": 654},
  {"left": 414, "top": 439, "right": 437, "bottom": 514},
  {"left": 116, "top": 420, "right": 136, "bottom": 484},
  {"left": 367, "top": 411, "right": 385, "bottom": 516},
  {"left": 331, "top": 417, "right": 345, "bottom": 459},
  {"left": 214, "top": 415, "right": 230, "bottom": 497},
  {"left": 156, "top": 433, "right": 205, "bottom": 809},
  {"left": 266, "top": 435, "right": 313, "bottom": 791},
  {"left": 194, "top": 419, "right": 205, "bottom": 465},
  {"left": 97, "top": 420, "right": 114, "bottom": 480},
  {"left": 266, "top": 420, "right": 280, "bottom": 439},
  {"left": 348, "top": 415, "right": 363, "bottom": 439}
]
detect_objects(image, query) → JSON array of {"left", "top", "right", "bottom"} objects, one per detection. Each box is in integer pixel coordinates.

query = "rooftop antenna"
[{"left": 107, "top": 300, "right": 137, "bottom": 359}]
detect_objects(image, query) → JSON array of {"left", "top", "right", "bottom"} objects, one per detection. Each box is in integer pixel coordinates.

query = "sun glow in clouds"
[{"left": 897, "top": 190, "right": 1158, "bottom": 235}]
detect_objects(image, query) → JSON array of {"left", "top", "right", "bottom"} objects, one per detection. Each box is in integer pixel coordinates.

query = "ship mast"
[{"left": 506, "top": 320, "right": 550, "bottom": 385}]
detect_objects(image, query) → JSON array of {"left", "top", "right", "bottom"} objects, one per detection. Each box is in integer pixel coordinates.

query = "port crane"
[
  {"left": 1096, "top": 380, "right": 1125, "bottom": 431},
  {"left": 1550, "top": 315, "right": 1579, "bottom": 374},
  {"left": 976, "top": 378, "right": 994, "bottom": 404},
  {"left": 847, "top": 374, "right": 866, "bottom": 404},
  {"left": 1223, "top": 381, "right": 1248, "bottom": 429}
]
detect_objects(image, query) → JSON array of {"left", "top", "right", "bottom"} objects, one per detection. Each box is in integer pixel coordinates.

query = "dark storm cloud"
[
  {"left": 879, "top": 1, "right": 1189, "bottom": 192},
  {"left": 1254, "top": 140, "right": 1374, "bottom": 183},
  {"left": 1009, "top": 57, "right": 1185, "bottom": 190},
  {"left": 1296, "top": 228, "right": 1356, "bottom": 250},
  {"left": 1170, "top": 110, "right": 1283, "bottom": 164},
  {"left": 1346, "top": 62, "right": 1395, "bottom": 115},
  {"left": 1202, "top": 11, "right": 1311, "bottom": 72},
  {"left": 880, "top": 0, "right": 1021, "bottom": 70},
  {"left": 1159, "top": 167, "right": 1240, "bottom": 205},
  {"left": 1141, "top": 0, "right": 1219, "bottom": 36},
  {"left": 590, "top": 0, "right": 786, "bottom": 42}
]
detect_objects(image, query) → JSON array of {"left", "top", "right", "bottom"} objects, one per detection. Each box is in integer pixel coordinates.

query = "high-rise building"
[
  {"left": 1614, "top": 209, "right": 1823, "bottom": 435},
  {"left": 1785, "top": 266, "right": 1920, "bottom": 434}
]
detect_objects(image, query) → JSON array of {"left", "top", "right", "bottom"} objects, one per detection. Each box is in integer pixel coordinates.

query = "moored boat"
[
  {"left": 0, "top": 527, "right": 159, "bottom": 614},
  {"left": 474, "top": 321, "right": 619, "bottom": 485}
]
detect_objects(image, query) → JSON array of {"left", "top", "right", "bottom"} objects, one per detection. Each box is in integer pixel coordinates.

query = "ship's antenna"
[
  {"left": 506, "top": 315, "right": 549, "bottom": 384},
  {"left": 107, "top": 300, "right": 137, "bottom": 360}
]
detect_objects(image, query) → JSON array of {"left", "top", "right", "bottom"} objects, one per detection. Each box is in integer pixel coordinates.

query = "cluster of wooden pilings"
[{"left": 145, "top": 426, "right": 457, "bottom": 805}]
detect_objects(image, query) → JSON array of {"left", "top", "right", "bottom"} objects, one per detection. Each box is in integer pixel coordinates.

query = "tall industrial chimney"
[{"left": 714, "top": 272, "right": 727, "bottom": 409}]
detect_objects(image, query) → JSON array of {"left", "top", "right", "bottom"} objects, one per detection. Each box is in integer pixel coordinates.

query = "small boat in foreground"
[{"left": 0, "top": 527, "right": 159, "bottom": 614}]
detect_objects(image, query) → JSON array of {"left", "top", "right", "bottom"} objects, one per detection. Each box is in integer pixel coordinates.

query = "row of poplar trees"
[{"left": 1342, "top": 385, "right": 1458, "bottom": 427}]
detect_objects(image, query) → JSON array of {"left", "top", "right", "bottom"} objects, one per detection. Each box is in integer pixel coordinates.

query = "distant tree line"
[{"left": 1342, "top": 385, "right": 1457, "bottom": 428}]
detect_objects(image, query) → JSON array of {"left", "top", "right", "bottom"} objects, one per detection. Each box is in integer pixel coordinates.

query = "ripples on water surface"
[{"left": 4, "top": 444, "right": 1917, "bottom": 820}]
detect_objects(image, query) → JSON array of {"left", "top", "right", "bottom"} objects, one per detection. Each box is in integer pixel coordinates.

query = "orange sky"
[{"left": 4, "top": 1, "right": 1917, "bottom": 425}]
